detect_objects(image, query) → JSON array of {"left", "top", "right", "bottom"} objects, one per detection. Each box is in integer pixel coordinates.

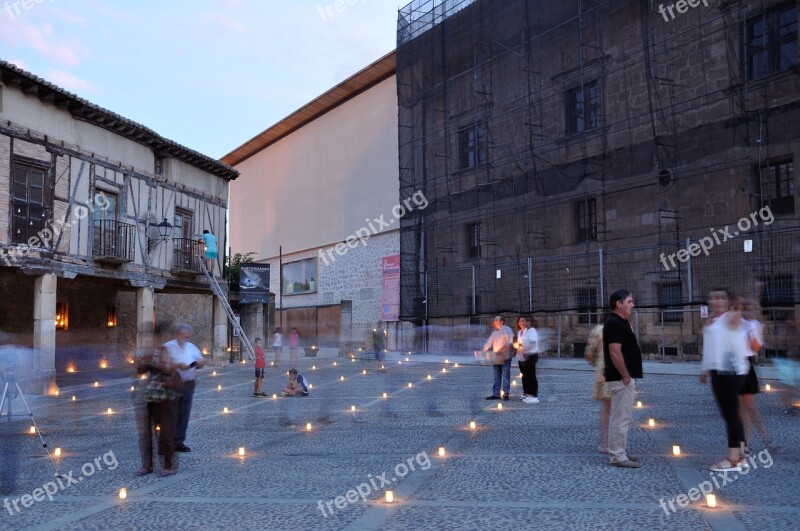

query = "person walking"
[
  {"left": 373, "top": 324, "right": 386, "bottom": 364},
  {"left": 482, "top": 316, "right": 514, "bottom": 401},
  {"left": 289, "top": 328, "right": 300, "bottom": 367},
  {"left": 603, "top": 289, "right": 644, "bottom": 468},
  {"left": 514, "top": 316, "right": 540, "bottom": 404},
  {"left": 200, "top": 229, "right": 218, "bottom": 275},
  {"left": 700, "top": 288, "right": 750, "bottom": 472},
  {"left": 585, "top": 324, "right": 611, "bottom": 454},
  {"left": 272, "top": 328, "right": 283, "bottom": 367},
  {"left": 136, "top": 322, "right": 178, "bottom": 477},
  {"left": 165, "top": 324, "right": 206, "bottom": 453}
]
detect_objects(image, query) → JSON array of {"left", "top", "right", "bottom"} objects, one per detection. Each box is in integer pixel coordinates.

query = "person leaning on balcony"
[{"left": 200, "top": 229, "right": 218, "bottom": 275}]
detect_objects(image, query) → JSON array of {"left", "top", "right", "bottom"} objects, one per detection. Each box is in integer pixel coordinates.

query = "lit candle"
[
  {"left": 272, "top": 394, "right": 277, "bottom": 399},
  {"left": 333, "top": 362, "right": 337, "bottom": 366},
  {"left": 385, "top": 490, "right": 394, "bottom": 503},
  {"left": 648, "top": 418, "right": 655, "bottom": 427},
  {"left": 469, "top": 421, "right": 476, "bottom": 430},
  {"left": 442, "top": 368, "right": 447, "bottom": 373},
  {"left": 445, "top": 359, "right": 449, "bottom": 363},
  {"left": 454, "top": 363, "right": 459, "bottom": 368},
  {"left": 306, "top": 422, "right": 312, "bottom": 431},
  {"left": 497, "top": 403, "right": 503, "bottom": 410},
  {"left": 309, "top": 384, "right": 313, "bottom": 389},
  {"left": 217, "top": 385, "right": 222, "bottom": 391},
  {"left": 636, "top": 401, "right": 643, "bottom": 408},
  {"left": 119, "top": 488, "right": 127, "bottom": 500},
  {"left": 765, "top": 384, "right": 771, "bottom": 391},
  {"left": 100, "top": 361, "right": 107, "bottom": 369},
  {"left": 223, "top": 407, "right": 229, "bottom": 413},
  {"left": 238, "top": 447, "right": 245, "bottom": 456},
  {"left": 340, "top": 376, "right": 345, "bottom": 381},
  {"left": 107, "top": 408, "right": 113, "bottom": 414},
  {"left": 706, "top": 494, "right": 716, "bottom": 508},
  {"left": 511, "top": 381, "right": 517, "bottom": 386},
  {"left": 141, "top": 374, "right": 147, "bottom": 380},
  {"left": 351, "top": 405, "right": 356, "bottom": 412},
  {"left": 54, "top": 448, "right": 61, "bottom": 457},
  {"left": 54, "top": 390, "right": 59, "bottom": 396},
  {"left": 362, "top": 370, "right": 367, "bottom": 375},
  {"left": 381, "top": 365, "right": 385, "bottom": 370},
  {"left": 29, "top": 426, "right": 36, "bottom": 434},
  {"left": 408, "top": 382, "right": 413, "bottom": 388},
  {"left": 427, "top": 375, "right": 432, "bottom": 380},
  {"left": 71, "top": 396, "right": 76, "bottom": 401},
  {"left": 312, "top": 365, "right": 316, "bottom": 370},
  {"left": 398, "top": 361, "right": 402, "bottom": 365},
  {"left": 382, "top": 392, "right": 388, "bottom": 399},
  {"left": 94, "top": 382, "right": 99, "bottom": 387},
  {"left": 438, "top": 447, "right": 446, "bottom": 457},
  {"left": 156, "top": 425, "right": 160, "bottom": 432},
  {"left": 405, "top": 357, "right": 410, "bottom": 362},
  {"left": 130, "top": 386, "right": 135, "bottom": 392},
  {"left": 212, "top": 371, "right": 217, "bottom": 376},
  {"left": 672, "top": 445, "right": 681, "bottom": 456}
]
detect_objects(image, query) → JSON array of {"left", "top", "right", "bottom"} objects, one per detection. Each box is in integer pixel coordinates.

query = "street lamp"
[{"left": 148, "top": 218, "right": 173, "bottom": 251}]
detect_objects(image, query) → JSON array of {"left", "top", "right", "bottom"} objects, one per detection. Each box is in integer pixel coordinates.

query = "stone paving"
[{"left": 1, "top": 353, "right": 798, "bottom": 530}]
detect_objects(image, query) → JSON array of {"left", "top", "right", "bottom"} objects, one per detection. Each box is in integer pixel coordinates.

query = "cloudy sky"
[{"left": 0, "top": 0, "right": 400, "bottom": 158}]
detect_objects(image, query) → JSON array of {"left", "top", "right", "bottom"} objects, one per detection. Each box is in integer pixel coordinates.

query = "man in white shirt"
[
  {"left": 482, "top": 316, "right": 514, "bottom": 400},
  {"left": 165, "top": 324, "right": 205, "bottom": 452}
]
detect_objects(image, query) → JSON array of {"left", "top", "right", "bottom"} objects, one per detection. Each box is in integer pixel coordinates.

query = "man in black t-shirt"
[{"left": 603, "top": 289, "right": 643, "bottom": 468}]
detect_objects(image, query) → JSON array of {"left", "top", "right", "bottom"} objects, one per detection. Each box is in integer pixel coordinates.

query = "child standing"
[{"left": 253, "top": 338, "right": 266, "bottom": 397}]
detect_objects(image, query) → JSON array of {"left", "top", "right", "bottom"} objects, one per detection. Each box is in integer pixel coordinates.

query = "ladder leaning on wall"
[{"left": 197, "top": 256, "right": 255, "bottom": 361}]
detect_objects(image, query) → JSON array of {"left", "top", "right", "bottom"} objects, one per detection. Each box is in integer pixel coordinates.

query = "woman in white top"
[
  {"left": 272, "top": 328, "right": 283, "bottom": 367},
  {"left": 700, "top": 288, "right": 750, "bottom": 472},
  {"left": 514, "top": 316, "right": 540, "bottom": 404},
  {"left": 584, "top": 324, "right": 610, "bottom": 453}
]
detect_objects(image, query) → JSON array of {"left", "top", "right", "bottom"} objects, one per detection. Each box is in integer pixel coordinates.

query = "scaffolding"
[{"left": 396, "top": 0, "right": 800, "bottom": 355}]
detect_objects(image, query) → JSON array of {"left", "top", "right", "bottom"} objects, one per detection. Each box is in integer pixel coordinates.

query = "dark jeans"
[
  {"left": 519, "top": 354, "right": 539, "bottom": 397},
  {"left": 172, "top": 379, "right": 196, "bottom": 447},
  {"left": 492, "top": 357, "right": 512, "bottom": 397},
  {"left": 710, "top": 371, "right": 745, "bottom": 448},
  {"left": 140, "top": 400, "right": 174, "bottom": 470}
]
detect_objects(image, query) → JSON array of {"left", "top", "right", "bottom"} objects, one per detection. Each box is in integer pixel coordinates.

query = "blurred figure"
[
  {"left": 272, "top": 327, "right": 283, "bottom": 367},
  {"left": 200, "top": 229, "right": 217, "bottom": 275},
  {"left": 775, "top": 315, "right": 800, "bottom": 416},
  {"left": 585, "top": 324, "right": 610, "bottom": 453},
  {"left": 372, "top": 324, "right": 386, "bottom": 364},
  {"left": 136, "top": 322, "right": 178, "bottom": 477},
  {"left": 0, "top": 332, "right": 20, "bottom": 495},
  {"left": 253, "top": 338, "right": 266, "bottom": 397},
  {"left": 289, "top": 328, "right": 300, "bottom": 367},
  {"left": 737, "top": 300, "right": 779, "bottom": 452},
  {"left": 482, "top": 316, "right": 514, "bottom": 401},
  {"left": 165, "top": 324, "right": 206, "bottom": 453},
  {"left": 700, "top": 288, "right": 750, "bottom": 472},
  {"left": 514, "top": 316, "right": 540, "bottom": 404}
]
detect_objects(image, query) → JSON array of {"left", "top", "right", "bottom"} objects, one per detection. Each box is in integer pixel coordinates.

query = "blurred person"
[
  {"left": 283, "top": 368, "right": 309, "bottom": 397},
  {"left": 0, "top": 332, "right": 19, "bottom": 494},
  {"left": 775, "top": 315, "right": 800, "bottom": 416},
  {"left": 272, "top": 327, "right": 283, "bottom": 367},
  {"left": 373, "top": 324, "right": 386, "bottom": 363},
  {"left": 136, "top": 322, "right": 179, "bottom": 477},
  {"left": 482, "top": 316, "right": 514, "bottom": 401},
  {"left": 253, "top": 338, "right": 267, "bottom": 397},
  {"left": 737, "top": 300, "right": 779, "bottom": 452},
  {"left": 165, "top": 324, "right": 206, "bottom": 453},
  {"left": 289, "top": 328, "right": 301, "bottom": 367},
  {"left": 200, "top": 229, "right": 217, "bottom": 275},
  {"left": 604, "top": 289, "right": 643, "bottom": 468},
  {"left": 585, "top": 324, "right": 611, "bottom": 453},
  {"left": 700, "top": 288, "right": 750, "bottom": 472},
  {"left": 514, "top": 316, "right": 540, "bottom": 404}
]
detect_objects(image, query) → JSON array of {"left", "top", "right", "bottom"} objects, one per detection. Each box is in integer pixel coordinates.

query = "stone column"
[
  {"left": 33, "top": 274, "right": 57, "bottom": 395},
  {"left": 212, "top": 293, "right": 228, "bottom": 364},
  {"left": 339, "top": 300, "right": 353, "bottom": 358},
  {"left": 135, "top": 287, "right": 155, "bottom": 356},
  {"left": 243, "top": 303, "right": 265, "bottom": 358}
]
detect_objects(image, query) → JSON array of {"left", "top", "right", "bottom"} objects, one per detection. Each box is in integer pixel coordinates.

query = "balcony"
[
  {"left": 172, "top": 238, "right": 203, "bottom": 275},
  {"left": 92, "top": 220, "right": 135, "bottom": 264}
]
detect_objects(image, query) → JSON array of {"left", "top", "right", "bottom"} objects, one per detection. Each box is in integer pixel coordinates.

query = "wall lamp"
[{"left": 148, "top": 218, "right": 173, "bottom": 252}]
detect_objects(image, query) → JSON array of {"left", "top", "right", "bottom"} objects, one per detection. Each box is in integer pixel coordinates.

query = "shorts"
[
  {"left": 738, "top": 362, "right": 759, "bottom": 395},
  {"left": 254, "top": 368, "right": 265, "bottom": 378},
  {"left": 205, "top": 251, "right": 218, "bottom": 259}
]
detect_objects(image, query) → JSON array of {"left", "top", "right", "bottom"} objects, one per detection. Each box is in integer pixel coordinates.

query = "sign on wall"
[
  {"left": 381, "top": 255, "right": 400, "bottom": 322},
  {"left": 240, "top": 264, "right": 271, "bottom": 303}
]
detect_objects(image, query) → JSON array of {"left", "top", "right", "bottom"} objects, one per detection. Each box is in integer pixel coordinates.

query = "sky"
[{"left": 0, "top": 0, "right": 401, "bottom": 159}]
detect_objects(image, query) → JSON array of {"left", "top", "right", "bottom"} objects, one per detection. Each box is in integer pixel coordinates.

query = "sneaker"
[
  {"left": 175, "top": 445, "right": 191, "bottom": 453},
  {"left": 708, "top": 459, "right": 742, "bottom": 472},
  {"left": 252, "top": 393, "right": 259, "bottom": 397},
  {"left": 519, "top": 394, "right": 528, "bottom": 401},
  {"left": 610, "top": 460, "right": 640, "bottom": 468}
]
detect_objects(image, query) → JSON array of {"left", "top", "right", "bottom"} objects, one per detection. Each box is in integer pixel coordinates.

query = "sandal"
[{"left": 708, "top": 459, "right": 742, "bottom": 472}]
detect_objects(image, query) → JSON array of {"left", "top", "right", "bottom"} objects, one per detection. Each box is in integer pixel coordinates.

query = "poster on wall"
[
  {"left": 381, "top": 255, "right": 400, "bottom": 322},
  {"left": 239, "top": 264, "right": 271, "bottom": 303}
]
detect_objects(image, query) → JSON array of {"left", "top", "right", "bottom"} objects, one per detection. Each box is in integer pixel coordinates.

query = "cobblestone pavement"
[{"left": 1, "top": 354, "right": 797, "bottom": 530}]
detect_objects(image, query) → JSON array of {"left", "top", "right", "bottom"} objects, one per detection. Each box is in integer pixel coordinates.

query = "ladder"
[{"left": 197, "top": 256, "right": 255, "bottom": 361}]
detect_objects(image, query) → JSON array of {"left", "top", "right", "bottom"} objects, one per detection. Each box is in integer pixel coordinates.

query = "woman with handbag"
[
  {"left": 136, "top": 322, "right": 180, "bottom": 477},
  {"left": 515, "top": 316, "right": 541, "bottom": 404}
]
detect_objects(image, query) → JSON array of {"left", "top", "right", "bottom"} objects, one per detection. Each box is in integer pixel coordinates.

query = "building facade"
[
  {"left": 397, "top": 0, "right": 799, "bottom": 357},
  {"left": 225, "top": 53, "right": 411, "bottom": 355},
  {"left": 0, "top": 60, "right": 237, "bottom": 392}
]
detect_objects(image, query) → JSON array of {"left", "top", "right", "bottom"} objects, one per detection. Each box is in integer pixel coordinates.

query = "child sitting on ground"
[{"left": 282, "top": 368, "right": 309, "bottom": 397}]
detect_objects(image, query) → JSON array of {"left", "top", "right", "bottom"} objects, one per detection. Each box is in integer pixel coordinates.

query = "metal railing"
[
  {"left": 172, "top": 238, "right": 203, "bottom": 274},
  {"left": 92, "top": 219, "right": 135, "bottom": 263}
]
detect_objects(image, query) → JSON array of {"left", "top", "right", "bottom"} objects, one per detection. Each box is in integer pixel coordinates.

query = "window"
[
  {"left": 173, "top": 208, "right": 193, "bottom": 239},
  {"left": 465, "top": 222, "right": 481, "bottom": 258},
  {"left": 11, "top": 160, "right": 51, "bottom": 245},
  {"left": 566, "top": 81, "right": 600, "bottom": 134},
  {"left": 282, "top": 259, "right": 317, "bottom": 295},
  {"left": 576, "top": 287, "right": 598, "bottom": 324},
  {"left": 746, "top": 4, "right": 798, "bottom": 80},
  {"left": 458, "top": 124, "right": 486, "bottom": 169},
  {"left": 658, "top": 282, "right": 683, "bottom": 323},
  {"left": 575, "top": 198, "right": 597, "bottom": 242},
  {"left": 761, "top": 275, "right": 794, "bottom": 321},
  {"left": 755, "top": 159, "right": 794, "bottom": 215}
]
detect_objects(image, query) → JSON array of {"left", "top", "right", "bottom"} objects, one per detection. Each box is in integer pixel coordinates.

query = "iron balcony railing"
[
  {"left": 92, "top": 219, "right": 135, "bottom": 263},
  {"left": 172, "top": 238, "right": 203, "bottom": 274}
]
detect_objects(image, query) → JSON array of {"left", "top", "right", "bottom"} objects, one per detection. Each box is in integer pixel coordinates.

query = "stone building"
[
  {"left": 0, "top": 60, "right": 237, "bottom": 392},
  {"left": 225, "top": 52, "right": 412, "bottom": 356},
  {"left": 396, "top": 0, "right": 799, "bottom": 357}
]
